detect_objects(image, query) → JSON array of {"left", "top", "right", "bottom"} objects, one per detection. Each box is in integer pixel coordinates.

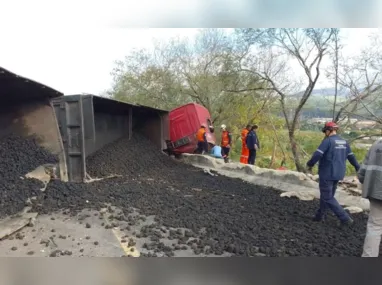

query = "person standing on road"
[
  {"left": 196, "top": 124, "right": 208, "bottom": 154},
  {"left": 246, "top": 125, "right": 260, "bottom": 165},
  {"left": 358, "top": 139, "right": 382, "bottom": 257},
  {"left": 240, "top": 125, "right": 251, "bottom": 164},
  {"left": 220, "top": 124, "right": 232, "bottom": 163},
  {"left": 306, "top": 122, "right": 360, "bottom": 226}
]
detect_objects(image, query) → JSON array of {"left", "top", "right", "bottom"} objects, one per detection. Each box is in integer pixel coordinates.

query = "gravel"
[{"left": 1, "top": 133, "right": 377, "bottom": 257}]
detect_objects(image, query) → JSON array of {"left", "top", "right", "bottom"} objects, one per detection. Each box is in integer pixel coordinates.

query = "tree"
[
  {"left": 329, "top": 29, "right": 341, "bottom": 121},
  {"left": 330, "top": 31, "right": 382, "bottom": 125},
  {"left": 108, "top": 29, "right": 267, "bottom": 129},
  {"left": 108, "top": 48, "right": 186, "bottom": 110},
  {"left": 235, "top": 28, "right": 338, "bottom": 172}
]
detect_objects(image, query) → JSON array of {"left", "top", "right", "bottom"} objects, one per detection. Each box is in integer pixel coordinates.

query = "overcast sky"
[{"left": 0, "top": 1, "right": 380, "bottom": 95}]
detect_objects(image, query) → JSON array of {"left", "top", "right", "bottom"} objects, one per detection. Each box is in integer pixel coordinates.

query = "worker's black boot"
[
  {"left": 340, "top": 218, "right": 354, "bottom": 228},
  {"left": 312, "top": 216, "right": 324, "bottom": 222},
  {"left": 312, "top": 214, "right": 325, "bottom": 222}
]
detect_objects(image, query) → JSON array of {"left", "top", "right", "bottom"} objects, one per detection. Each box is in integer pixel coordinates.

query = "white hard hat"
[{"left": 221, "top": 124, "right": 226, "bottom": 129}]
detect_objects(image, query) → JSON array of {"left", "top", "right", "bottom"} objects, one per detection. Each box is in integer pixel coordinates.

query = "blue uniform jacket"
[
  {"left": 307, "top": 135, "right": 360, "bottom": 181},
  {"left": 246, "top": 131, "right": 260, "bottom": 150}
]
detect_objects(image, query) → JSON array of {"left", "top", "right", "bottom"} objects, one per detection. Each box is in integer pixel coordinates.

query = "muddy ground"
[{"left": 0, "top": 134, "right": 380, "bottom": 257}]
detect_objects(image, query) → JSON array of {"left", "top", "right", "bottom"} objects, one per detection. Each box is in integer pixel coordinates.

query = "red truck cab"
[{"left": 167, "top": 103, "right": 216, "bottom": 154}]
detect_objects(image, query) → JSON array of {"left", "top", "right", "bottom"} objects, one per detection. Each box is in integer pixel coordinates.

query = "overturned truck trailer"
[
  {"left": 0, "top": 66, "right": 68, "bottom": 180},
  {"left": 0, "top": 66, "right": 169, "bottom": 183},
  {"left": 52, "top": 94, "right": 169, "bottom": 182}
]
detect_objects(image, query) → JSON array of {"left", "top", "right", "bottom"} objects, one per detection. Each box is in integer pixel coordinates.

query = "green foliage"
[{"left": 109, "top": 29, "right": 271, "bottom": 129}]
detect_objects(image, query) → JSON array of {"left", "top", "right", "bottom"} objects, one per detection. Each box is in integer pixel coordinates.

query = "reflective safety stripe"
[
  {"left": 240, "top": 155, "right": 248, "bottom": 164},
  {"left": 316, "top": 149, "right": 324, "bottom": 154},
  {"left": 335, "top": 145, "right": 346, "bottom": 149},
  {"left": 360, "top": 164, "right": 382, "bottom": 172},
  {"left": 348, "top": 152, "right": 354, "bottom": 156}
]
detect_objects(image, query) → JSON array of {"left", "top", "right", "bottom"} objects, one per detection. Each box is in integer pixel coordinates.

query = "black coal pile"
[
  {"left": 86, "top": 134, "right": 186, "bottom": 178},
  {"left": 0, "top": 134, "right": 58, "bottom": 179},
  {"left": 0, "top": 134, "right": 58, "bottom": 218},
  {"left": 31, "top": 134, "right": 376, "bottom": 257}
]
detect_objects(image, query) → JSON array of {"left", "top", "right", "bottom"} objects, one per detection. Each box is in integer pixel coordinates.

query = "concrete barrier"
[{"left": 183, "top": 154, "right": 318, "bottom": 189}]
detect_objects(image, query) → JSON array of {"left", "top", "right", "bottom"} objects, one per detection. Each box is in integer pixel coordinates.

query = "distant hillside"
[
  {"left": 287, "top": 88, "right": 348, "bottom": 113},
  {"left": 280, "top": 86, "right": 382, "bottom": 119},
  {"left": 295, "top": 88, "right": 349, "bottom": 98}
]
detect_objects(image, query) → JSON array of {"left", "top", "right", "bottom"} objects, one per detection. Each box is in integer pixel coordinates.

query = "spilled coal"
[
  {"left": 0, "top": 134, "right": 57, "bottom": 218},
  {"left": 1, "top": 134, "right": 376, "bottom": 256}
]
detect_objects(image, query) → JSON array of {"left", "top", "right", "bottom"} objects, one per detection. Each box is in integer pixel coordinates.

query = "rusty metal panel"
[
  {"left": 161, "top": 113, "right": 170, "bottom": 148},
  {"left": 54, "top": 96, "right": 86, "bottom": 182},
  {"left": 65, "top": 97, "right": 86, "bottom": 182},
  {"left": 138, "top": 112, "right": 164, "bottom": 150},
  {"left": 91, "top": 112, "right": 129, "bottom": 154},
  {"left": 82, "top": 95, "right": 96, "bottom": 157},
  {"left": 49, "top": 100, "right": 68, "bottom": 182},
  {"left": 86, "top": 96, "right": 130, "bottom": 156}
]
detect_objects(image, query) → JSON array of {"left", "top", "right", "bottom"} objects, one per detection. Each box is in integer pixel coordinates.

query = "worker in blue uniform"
[
  {"left": 306, "top": 122, "right": 360, "bottom": 226},
  {"left": 246, "top": 125, "right": 260, "bottom": 165}
]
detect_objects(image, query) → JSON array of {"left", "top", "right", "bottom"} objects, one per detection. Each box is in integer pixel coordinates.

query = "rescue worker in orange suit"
[
  {"left": 240, "top": 125, "right": 251, "bottom": 164},
  {"left": 307, "top": 121, "right": 360, "bottom": 226},
  {"left": 196, "top": 124, "right": 208, "bottom": 154},
  {"left": 220, "top": 124, "right": 232, "bottom": 163}
]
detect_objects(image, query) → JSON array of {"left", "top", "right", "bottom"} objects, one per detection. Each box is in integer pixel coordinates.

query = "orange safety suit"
[
  {"left": 240, "top": 128, "right": 249, "bottom": 164},
  {"left": 221, "top": 131, "right": 231, "bottom": 147},
  {"left": 196, "top": 128, "right": 206, "bottom": 142},
  {"left": 196, "top": 127, "right": 208, "bottom": 154}
]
